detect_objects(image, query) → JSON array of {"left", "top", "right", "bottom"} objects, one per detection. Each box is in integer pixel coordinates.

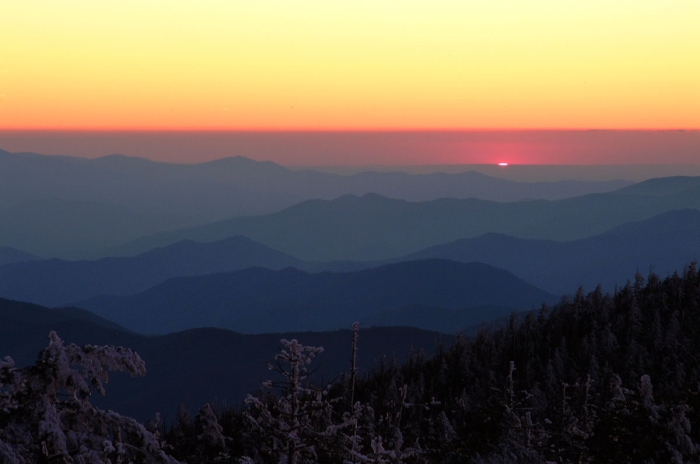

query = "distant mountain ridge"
[
  {"left": 0, "top": 148, "right": 631, "bottom": 214},
  {"left": 0, "top": 236, "right": 305, "bottom": 307},
  {"left": 399, "top": 209, "right": 700, "bottom": 294},
  {"left": 75, "top": 259, "right": 557, "bottom": 335},
  {"left": 614, "top": 176, "right": 700, "bottom": 197},
  {"left": 115, "top": 176, "right": 700, "bottom": 261},
  {"left": 0, "top": 148, "right": 632, "bottom": 258}
]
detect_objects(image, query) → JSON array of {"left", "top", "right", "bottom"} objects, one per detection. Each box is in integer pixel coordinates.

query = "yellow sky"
[{"left": 1, "top": 0, "right": 699, "bottom": 130}]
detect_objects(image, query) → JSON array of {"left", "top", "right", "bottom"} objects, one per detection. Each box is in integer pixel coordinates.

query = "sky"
[{"left": 1, "top": 1, "right": 699, "bottom": 165}]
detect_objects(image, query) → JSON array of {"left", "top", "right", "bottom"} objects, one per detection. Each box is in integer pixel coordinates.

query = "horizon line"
[{"left": 2, "top": 148, "right": 700, "bottom": 168}]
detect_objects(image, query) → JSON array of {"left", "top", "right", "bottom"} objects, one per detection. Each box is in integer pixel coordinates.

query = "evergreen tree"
[{"left": 0, "top": 331, "right": 178, "bottom": 463}]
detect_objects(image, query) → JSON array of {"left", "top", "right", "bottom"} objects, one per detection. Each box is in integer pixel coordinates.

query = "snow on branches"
[
  {"left": 0, "top": 331, "right": 178, "bottom": 464},
  {"left": 245, "top": 339, "right": 330, "bottom": 464},
  {"left": 242, "top": 336, "right": 423, "bottom": 464}
]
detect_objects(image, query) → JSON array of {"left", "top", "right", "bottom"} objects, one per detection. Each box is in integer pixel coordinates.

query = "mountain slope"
[
  {"left": 0, "top": 298, "right": 129, "bottom": 332},
  {"left": 0, "top": 297, "right": 451, "bottom": 422},
  {"left": 0, "top": 246, "right": 40, "bottom": 265},
  {"left": 76, "top": 259, "right": 557, "bottom": 335}
]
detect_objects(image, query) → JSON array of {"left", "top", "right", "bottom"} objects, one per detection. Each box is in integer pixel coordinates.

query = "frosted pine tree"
[
  {"left": 0, "top": 331, "right": 178, "bottom": 463},
  {"left": 194, "top": 402, "right": 231, "bottom": 462},
  {"left": 244, "top": 339, "right": 332, "bottom": 464}
]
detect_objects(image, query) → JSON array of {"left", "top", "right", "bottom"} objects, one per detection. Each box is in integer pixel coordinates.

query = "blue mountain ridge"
[
  {"left": 1, "top": 208, "right": 699, "bottom": 307},
  {"left": 74, "top": 259, "right": 557, "bottom": 335}
]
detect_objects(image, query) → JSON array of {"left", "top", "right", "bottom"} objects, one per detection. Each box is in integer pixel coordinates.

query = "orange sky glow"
[{"left": 2, "top": 1, "right": 700, "bottom": 131}]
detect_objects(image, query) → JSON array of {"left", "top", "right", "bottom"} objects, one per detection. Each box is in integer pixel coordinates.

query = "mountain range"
[
  {"left": 74, "top": 259, "right": 555, "bottom": 335},
  {"left": 0, "top": 148, "right": 631, "bottom": 259},
  {"left": 115, "top": 176, "right": 700, "bottom": 261},
  {"left": 1, "top": 208, "right": 699, "bottom": 307},
  {"left": 0, "top": 236, "right": 304, "bottom": 307},
  {"left": 0, "top": 148, "right": 630, "bottom": 215}
]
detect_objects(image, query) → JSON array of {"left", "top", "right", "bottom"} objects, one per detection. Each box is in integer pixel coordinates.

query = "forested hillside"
[{"left": 160, "top": 264, "right": 700, "bottom": 463}]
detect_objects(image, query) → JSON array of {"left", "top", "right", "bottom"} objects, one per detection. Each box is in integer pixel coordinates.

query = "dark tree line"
[{"left": 162, "top": 264, "right": 700, "bottom": 463}]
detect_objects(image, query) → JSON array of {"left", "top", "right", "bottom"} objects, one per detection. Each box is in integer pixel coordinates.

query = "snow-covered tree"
[
  {"left": 0, "top": 331, "right": 178, "bottom": 463},
  {"left": 340, "top": 401, "right": 422, "bottom": 464},
  {"left": 244, "top": 339, "right": 332, "bottom": 464}
]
